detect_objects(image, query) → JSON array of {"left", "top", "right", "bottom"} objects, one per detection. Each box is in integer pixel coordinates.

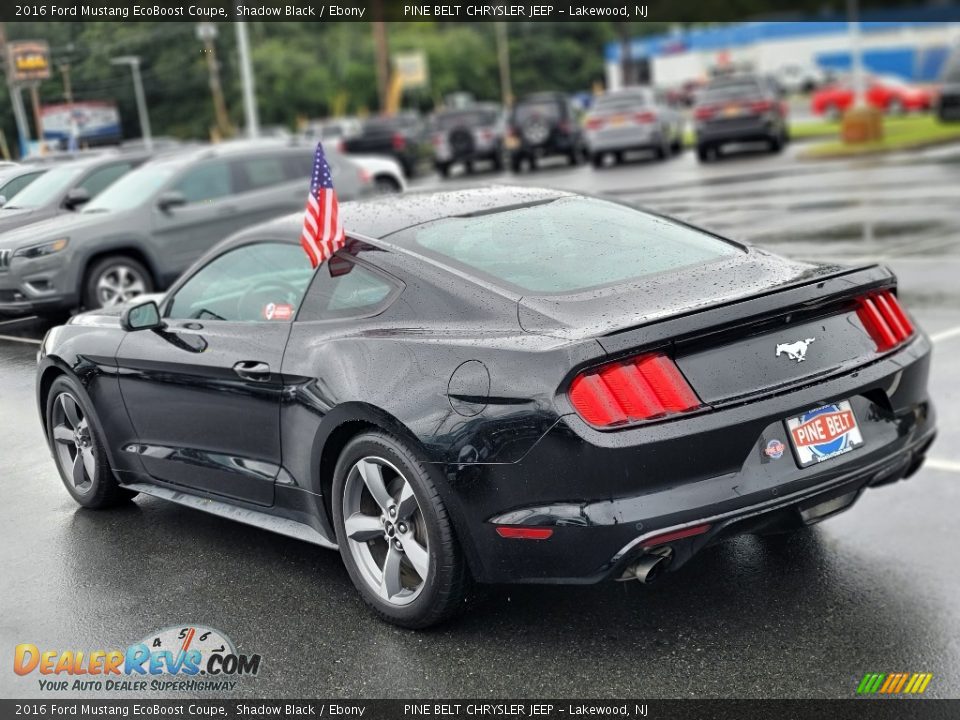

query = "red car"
[{"left": 811, "top": 75, "right": 933, "bottom": 118}]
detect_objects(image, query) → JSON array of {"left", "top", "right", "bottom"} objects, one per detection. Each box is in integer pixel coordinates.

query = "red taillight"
[
  {"left": 496, "top": 526, "right": 553, "bottom": 540},
  {"left": 358, "top": 168, "right": 372, "bottom": 183},
  {"left": 391, "top": 132, "right": 406, "bottom": 151},
  {"left": 644, "top": 523, "right": 712, "bottom": 548},
  {"left": 568, "top": 353, "right": 701, "bottom": 428},
  {"left": 856, "top": 291, "right": 915, "bottom": 352},
  {"left": 750, "top": 99, "right": 774, "bottom": 113},
  {"left": 336, "top": 139, "right": 346, "bottom": 153},
  {"left": 585, "top": 116, "right": 605, "bottom": 130},
  {"left": 694, "top": 105, "right": 716, "bottom": 120},
  {"left": 634, "top": 111, "right": 657, "bottom": 124}
]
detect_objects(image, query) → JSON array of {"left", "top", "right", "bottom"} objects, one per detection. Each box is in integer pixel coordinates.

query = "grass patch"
[
  {"left": 790, "top": 119, "right": 841, "bottom": 139},
  {"left": 803, "top": 115, "right": 960, "bottom": 158}
]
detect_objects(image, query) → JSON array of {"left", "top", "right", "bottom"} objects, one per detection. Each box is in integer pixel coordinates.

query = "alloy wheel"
[
  {"left": 51, "top": 392, "right": 96, "bottom": 494},
  {"left": 96, "top": 264, "right": 148, "bottom": 306},
  {"left": 342, "top": 456, "right": 431, "bottom": 606}
]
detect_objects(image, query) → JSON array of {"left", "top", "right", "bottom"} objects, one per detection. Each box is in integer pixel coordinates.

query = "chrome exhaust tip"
[{"left": 617, "top": 549, "right": 672, "bottom": 584}]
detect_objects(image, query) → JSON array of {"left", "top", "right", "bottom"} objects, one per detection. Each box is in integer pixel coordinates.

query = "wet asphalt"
[{"left": 2, "top": 142, "right": 960, "bottom": 699}]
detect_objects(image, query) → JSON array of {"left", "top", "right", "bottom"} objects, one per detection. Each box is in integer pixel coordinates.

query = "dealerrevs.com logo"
[{"left": 13, "top": 625, "right": 261, "bottom": 693}]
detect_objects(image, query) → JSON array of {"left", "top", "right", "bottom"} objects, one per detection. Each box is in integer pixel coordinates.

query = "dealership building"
[{"left": 605, "top": 11, "right": 960, "bottom": 89}]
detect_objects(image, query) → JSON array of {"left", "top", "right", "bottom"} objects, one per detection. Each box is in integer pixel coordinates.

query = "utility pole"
[
  {"left": 29, "top": 84, "right": 43, "bottom": 146},
  {"left": 495, "top": 22, "right": 513, "bottom": 108},
  {"left": 371, "top": 0, "right": 390, "bottom": 113},
  {"left": 196, "top": 23, "right": 232, "bottom": 139},
  {"left": 235, "top": 21, "right": 259, "bottom": 138},
  {"left": 59, "top": 62, "right": 73, "bottom": 103},
  {"left": 111, "top": 56, "right": 152, "bottom": 151}
]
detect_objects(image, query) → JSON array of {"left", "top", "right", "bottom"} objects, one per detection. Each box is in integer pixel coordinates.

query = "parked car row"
[
  {"left": 811, "top": 74, "right": 935, "bottom": 119},
  {"left": 0, "top": 140, "right": 384, "bottom": 318}
]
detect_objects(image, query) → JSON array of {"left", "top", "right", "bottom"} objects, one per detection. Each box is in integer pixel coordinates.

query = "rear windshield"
[
  {"left": 434, "top": 110, "right": 498, "bottom": 130},
  {"left": 700, "top": 80, "right": 763, "bottom": 102},
  {"left": 362, "top": 119, "right": 400, "bottom": 134},
  {"left": 391, "top": 197, "right": 740, "bottom": 294},
  {"left": 514, "top": 101, "right": 562, "bottom": 123},
  {"left": 594, "top": 93, "right": 651, "bottom": 111}
]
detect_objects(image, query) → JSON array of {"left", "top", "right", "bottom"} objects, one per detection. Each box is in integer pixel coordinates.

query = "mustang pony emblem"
[{"left": 776, "top": 338, "right": 816, "bottom": 363}]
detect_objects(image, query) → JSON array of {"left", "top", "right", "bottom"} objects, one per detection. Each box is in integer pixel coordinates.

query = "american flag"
[{"left": 300, "top": 141, "right": 345, "bottom": 268}]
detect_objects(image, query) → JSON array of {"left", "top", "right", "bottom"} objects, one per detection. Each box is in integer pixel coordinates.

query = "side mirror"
[
  {"left": 0, "top": 195, "right": 6, "bottom": 208},
  {"left": 157, "top": 191, "right": 187, "bottom": 213},
  {"left": 121, "top": 300, "right": 163, "bottom": 332},
  {"left": 63, "top": 187, "right": 91, "bottom": 210}
]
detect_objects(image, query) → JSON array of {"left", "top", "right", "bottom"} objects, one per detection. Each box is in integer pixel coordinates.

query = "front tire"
[
  {"left": 46, "top": 376, "right": 136, "bottom": 508},
  {"left": 332, "top": 431, "right": 471, "bottom": 628},
  {"left": 83, "top": 256, "right": 153, "bottom": 311}
]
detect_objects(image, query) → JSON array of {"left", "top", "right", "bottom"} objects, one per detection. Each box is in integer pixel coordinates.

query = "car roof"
[
  {"left": 225, "top": 186, "right": 573, "bottom": 247},
  {"left": 140, "top": 139, "right": 311, "bottom": 170},
  {"left": 22, "top": 149, "right": 153, "bottom": 168}
]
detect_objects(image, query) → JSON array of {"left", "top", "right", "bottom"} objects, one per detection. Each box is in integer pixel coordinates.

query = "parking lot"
[{"left": 2, "top": 143, "right": 960, "bottom": 699}]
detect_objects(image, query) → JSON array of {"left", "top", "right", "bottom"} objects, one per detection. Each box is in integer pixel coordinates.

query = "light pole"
[
  {"left": 234, "top": 21, "right": 259, "bottom": 138},
  {"left": 111, "top": 55, "right": 152, "bottom": 151},
  {"left": 848, "top": 0, "right": 866, "bottom": 108}
]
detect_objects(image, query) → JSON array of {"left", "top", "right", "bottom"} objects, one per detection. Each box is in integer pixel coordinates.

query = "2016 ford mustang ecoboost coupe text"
[{"left": 36, "top": 187, "right": 935, "bottom": 628}]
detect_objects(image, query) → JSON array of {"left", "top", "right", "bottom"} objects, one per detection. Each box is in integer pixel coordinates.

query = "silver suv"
[{"left": 0, "top": 141, "right": 373, "bottom": 315}]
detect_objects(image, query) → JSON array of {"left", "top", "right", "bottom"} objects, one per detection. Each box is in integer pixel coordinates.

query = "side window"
[
  {"left": 173, "top": 162, "right": 232, "bottom": 203},
  {"left": 166, "top": 242, "right": 315, "bottom": 322},
  {"left": 237, "top": 156, "right": 287, "bottom": 191},
  {"left": 79, "top": 162, "right": 133, "bottom": 197},
  {"left": 298, "top": 256, "right": 398, "bottom": 321},
  {"left": 0, "top": 171, "right": 43, "bottom": 199},
  {"left": 282, "top": 153, "right": 313, "bottom": 181}
]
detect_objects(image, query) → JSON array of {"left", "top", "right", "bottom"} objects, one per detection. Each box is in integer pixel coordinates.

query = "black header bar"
[{"left": 6, "top": 0, "right": 960, "bottom": 23}]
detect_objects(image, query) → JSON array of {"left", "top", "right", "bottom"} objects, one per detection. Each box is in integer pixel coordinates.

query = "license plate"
[
  {"left": 786, "top": 400, "right": 864, "bottom": 468},
  {"left": 723, "top": 105, "right": 742, "bottom": 117},
  {"left": 610, "top": 114, "right": 626, "bottom": 127}
]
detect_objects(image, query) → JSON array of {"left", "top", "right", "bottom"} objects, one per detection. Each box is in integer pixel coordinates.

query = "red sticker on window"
[{"left": 263, "top": 302, "right": 293, "bottom": 321}]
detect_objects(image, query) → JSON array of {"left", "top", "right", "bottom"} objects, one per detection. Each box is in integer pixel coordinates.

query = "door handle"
[{"left": 233, "top": 361, "right": 271, "bottom": 381}]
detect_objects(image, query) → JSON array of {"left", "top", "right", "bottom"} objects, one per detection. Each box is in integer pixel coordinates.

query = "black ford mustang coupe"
[{"left": 36, "top": 187, "right": 935, "bottom": 628}]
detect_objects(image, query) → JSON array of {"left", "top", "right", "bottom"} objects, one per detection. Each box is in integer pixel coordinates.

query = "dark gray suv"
[{"left": 0, "top": 141, "right": 372, "bottom": 315}]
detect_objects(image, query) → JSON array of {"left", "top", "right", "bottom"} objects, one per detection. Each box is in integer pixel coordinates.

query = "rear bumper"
[
  {"left": 447, "top": 337, "right": 935, "bottom": 584},
  {"left": 696, "top": 116, "right": 781, "bottom": 145},
  {"left": 586, "top": 127, "right": 664, "bottom": 154}
]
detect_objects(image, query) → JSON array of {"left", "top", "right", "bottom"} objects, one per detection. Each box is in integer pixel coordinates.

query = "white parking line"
[
  {"left": 0, "top": 334, "right": 41, "bottom": 345},
  {"left": 930, "top": 325, "right": 960, "bottom": 344},
  {"left": 0, "top": 316, "right": 37, "bottom": 327},
  {"left": 925, "top": 458, "right": 960, "bottom": 474}
]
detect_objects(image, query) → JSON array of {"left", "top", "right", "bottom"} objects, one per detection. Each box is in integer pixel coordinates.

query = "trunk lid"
[{"left": 519, "top": 253, "right": 897, "bottom": 406}]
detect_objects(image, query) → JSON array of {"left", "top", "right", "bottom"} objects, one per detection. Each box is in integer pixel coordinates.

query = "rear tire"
[
  {"left": 696, "top": 144, "right": 713, "bottom": 163},
  {"left": 435, "top": 163, "right": 450, "bottom": 179},
  {"left": 332, "top": 431, "right": 472, "bottom": 629},
  {"left": 45, "top": 376, "right": 136, "bottom": 509},
  {"left": 591, "top": 152, "right": 605, "bottom": 169}
]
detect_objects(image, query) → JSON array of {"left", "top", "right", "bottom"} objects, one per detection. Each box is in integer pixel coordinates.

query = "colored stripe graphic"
[{"left": 858, "top": 672, "right": 932, "bottom": 694}]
